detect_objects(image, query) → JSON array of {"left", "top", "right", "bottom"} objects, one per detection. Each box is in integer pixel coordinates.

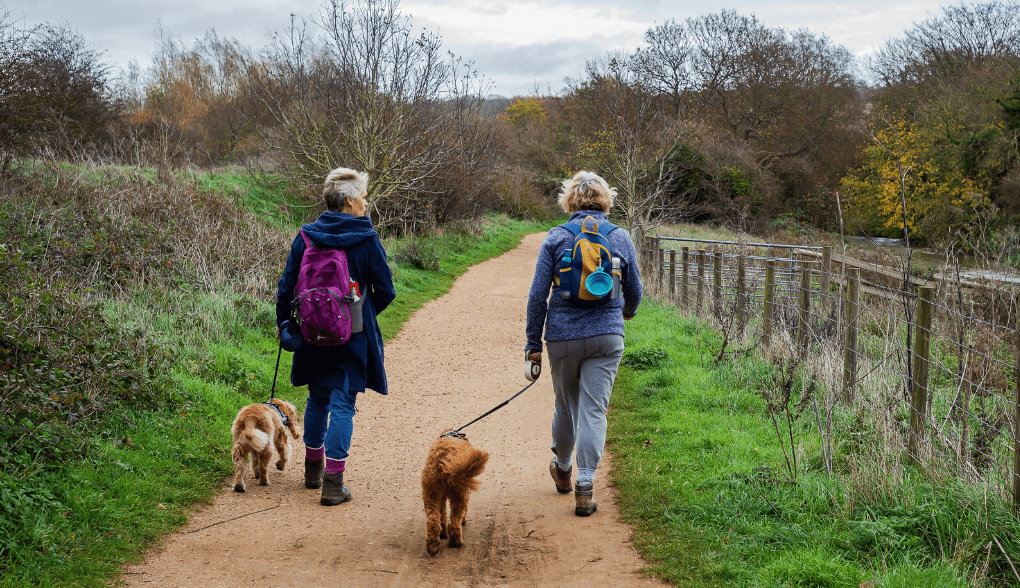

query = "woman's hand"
[{"left": 528, "top": 351, "right": 542, "bottom": 364}]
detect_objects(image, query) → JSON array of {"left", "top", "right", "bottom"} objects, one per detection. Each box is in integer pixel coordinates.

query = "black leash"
[
  {"left": 440, "top": 380, "right": 537, "bottom": 439},
  {"left": 264, "top": 340, "right": 290, "bottom": 427}
]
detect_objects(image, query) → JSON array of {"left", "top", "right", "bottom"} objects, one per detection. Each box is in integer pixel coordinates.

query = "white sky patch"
[{"left": 404, "top": 1, "right": 648, "bottom": 46}]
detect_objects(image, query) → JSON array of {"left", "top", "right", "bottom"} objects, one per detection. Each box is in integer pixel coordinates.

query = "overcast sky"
[{"left": 8, "top": 0, "right": 953, "bottom": 96}]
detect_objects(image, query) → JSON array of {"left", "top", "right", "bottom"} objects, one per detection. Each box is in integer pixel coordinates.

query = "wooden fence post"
[
  {"left": 647, "top": 237, "right": 656, "bottom": 276},
  {"left": 821, "top": 246, "right": 832, "bottom": 311},
  {"left": 763, "top": 259, "right": 775, "bottom": 344},
  {"left": 908, "top": 286, "right": 934, "bottom": 466},
  {"left": 1014, "top": 319, "right": 1020, "bottom": 512},
  {"left": 842, "top": 268, "right": 861, "bottom": 403},
  {"left": 798, "top": 259, "right": 813, "bottom": 351},
  {"left": 682, "top": 247, "right": 690, "bottom": 305},
  {"left": 697, "top": 248, "right": 706, "bottom": 309},
  {"left": 737, "top": 255, "right": 746, "bottom": 331},
  {"left": 658, "top": 243, "right": 665, "bottom": 291},
  {"left": 960, "top": 375, "right": 971, "bottom": 468},
  {"left": 643, "top": 237, "right": 652, "bottom": 275},
  {"left": 669, "top": 248, "right": 677, "bottom": 301},
  {"left": 713, "top": 248, "right": 722, "bottom": 315}
]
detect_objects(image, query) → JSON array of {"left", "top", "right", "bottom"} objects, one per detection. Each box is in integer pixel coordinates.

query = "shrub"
[{"left": 392, "top": 238, "right": 442, "bottom": 271}]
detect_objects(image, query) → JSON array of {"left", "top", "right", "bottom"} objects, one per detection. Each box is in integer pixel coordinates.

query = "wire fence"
[{"left": 642, "top": 235, "right": 1020, "bottom": 508}]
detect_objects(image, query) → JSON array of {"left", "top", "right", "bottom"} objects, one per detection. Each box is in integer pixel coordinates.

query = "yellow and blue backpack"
[{"left": 555, "top": 216, "right": 621, "bottom": 307}]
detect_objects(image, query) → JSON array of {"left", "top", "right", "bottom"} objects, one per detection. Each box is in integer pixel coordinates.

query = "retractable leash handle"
[{"left": 525, "top": 352, "right": 541, "bottom": 382}]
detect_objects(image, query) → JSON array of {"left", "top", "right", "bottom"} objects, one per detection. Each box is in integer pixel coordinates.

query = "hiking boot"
[
  {"left": 304, "top": 458, "right": 325, "bottom": 489},
  {"left": 574, "top": 483, "right": 597, "bottom": 516},
  {"left": 549, "top": 459, "right": 572, "bottom": 494},
  {"left": 321, "top": 472, "right": 352, "bottom": 506}
]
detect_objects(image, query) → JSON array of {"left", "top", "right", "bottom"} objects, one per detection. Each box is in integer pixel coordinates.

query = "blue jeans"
[{"left": 303, "top": 375, "right": 358, "bottom": 461}]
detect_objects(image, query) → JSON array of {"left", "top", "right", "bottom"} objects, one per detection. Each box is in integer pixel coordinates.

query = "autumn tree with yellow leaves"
[{"left": 840, "top": 113, "right": 993, "bottom": 243}]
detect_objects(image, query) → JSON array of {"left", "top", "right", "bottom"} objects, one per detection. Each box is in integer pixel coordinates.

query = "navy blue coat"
[{"left": 276, "top": 212, "right": 396, "bottom": 394}]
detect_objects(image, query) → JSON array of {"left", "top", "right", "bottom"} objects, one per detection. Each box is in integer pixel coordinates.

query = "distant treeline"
[{"left": 3, "top": 1, "right": 1020, "bottom": 254}]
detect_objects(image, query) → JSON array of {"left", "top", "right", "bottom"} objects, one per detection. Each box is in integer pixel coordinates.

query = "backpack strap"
[
  {"left": 560, "top": 222, "right": 582, "bottom": 237},
  {"left": 560, "top": 218, "right": 618, "bottom": 237},
  {"left": 299, "top": 229, "right": 313, "bottom": 250}
]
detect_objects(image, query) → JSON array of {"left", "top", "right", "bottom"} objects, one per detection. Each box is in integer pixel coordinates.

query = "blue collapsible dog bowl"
[{"left": 585, "top": 267, "right": 613, "bottom": 297}]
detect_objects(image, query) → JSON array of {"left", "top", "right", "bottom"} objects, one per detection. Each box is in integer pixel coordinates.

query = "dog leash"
[
  {"left": 264, "top": 340, "right": 290, "bottom": 427},
  {"left": 440, "top": 380, "right": 537, "bottom": 439}
]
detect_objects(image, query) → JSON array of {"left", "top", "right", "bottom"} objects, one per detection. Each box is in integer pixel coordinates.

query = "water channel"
[{"left": 846, "top": 236, "right": 1020, "bottom": 285}]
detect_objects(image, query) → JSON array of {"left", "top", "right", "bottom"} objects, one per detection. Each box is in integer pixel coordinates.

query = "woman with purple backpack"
[{"left": 276, "top": 168, "right": 396, "bottom": 506}]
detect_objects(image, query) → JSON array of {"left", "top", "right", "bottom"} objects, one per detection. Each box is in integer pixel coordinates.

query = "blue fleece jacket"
[
  {"left": 276, "top": 211, "right": 396, "bottom": 394},
  {"left": 525, "top": 210, "right": 643, "bottom": 352}
]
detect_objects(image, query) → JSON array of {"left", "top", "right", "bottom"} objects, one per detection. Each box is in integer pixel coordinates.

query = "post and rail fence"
[{"left": 641, "top": 234, "right": 1020, "bottom": 513}]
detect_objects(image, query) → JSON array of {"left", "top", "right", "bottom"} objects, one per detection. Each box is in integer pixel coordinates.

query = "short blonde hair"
[
  {"left": 323, "top": 167, "right": 369, "bottom": 211},
  {"left": 558, "top": 171, "right": 615, "bottom": 213}
]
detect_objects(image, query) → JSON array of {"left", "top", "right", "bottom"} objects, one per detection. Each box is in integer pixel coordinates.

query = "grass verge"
[{"left": 608, "top": 298, "right": 1020, "bottom": 587}]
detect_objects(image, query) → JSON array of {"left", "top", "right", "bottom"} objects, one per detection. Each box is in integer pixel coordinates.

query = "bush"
[
  {"left": 392, "top": 238, "right": 442, "bottom": 271},
  {"left": 0, "top": 15, "right": 116, "bottom": 172},
  {"left": 494, "top": 167, "right": 555, "bottom": 221}
]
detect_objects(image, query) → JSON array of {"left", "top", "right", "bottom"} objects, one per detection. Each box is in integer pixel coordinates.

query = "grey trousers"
[{"left": 546, "top": 334, "right": 625, "bottom": 473}]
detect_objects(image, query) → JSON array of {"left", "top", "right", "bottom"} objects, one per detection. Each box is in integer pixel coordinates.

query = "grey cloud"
[
  {"left": 9, "top": 0, "right": 321, "bottom": 70},
  {"left": 445, "top": 35, "right": 638, "bottom": 95}
]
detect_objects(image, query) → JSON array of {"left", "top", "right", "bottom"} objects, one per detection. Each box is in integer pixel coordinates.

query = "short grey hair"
[
  {"left": 323, "top": 167, "right": 369, "bottom": 211},
  {"left": 558, "top": 171, "right": 616, "bottom": 213}
]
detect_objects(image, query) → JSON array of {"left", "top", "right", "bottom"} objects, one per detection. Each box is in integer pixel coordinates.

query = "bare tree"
[
  {"left": 566, "top": 54, "right": 699, "bottom": 234},
  {"left": 246, "top": 0, "right": 499, "bottom": 230},
  {"left": 870, "top": 1, "right": 1020, "bottom": 86},
  {"left": 631, "top": 20, "right": 695, "bottom": 118}
]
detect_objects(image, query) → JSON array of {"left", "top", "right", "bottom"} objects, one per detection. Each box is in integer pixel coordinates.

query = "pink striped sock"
[
  {"left": 325, "top": 458, "right": 346, "bottom": 476},
  {"left": 306, "top": 446, "right": 325, "bottom": 461}
]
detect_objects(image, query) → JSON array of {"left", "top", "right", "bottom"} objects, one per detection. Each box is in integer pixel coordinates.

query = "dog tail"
[
  {"left": 447, "top": 449, "right": 489, "bottom": 492},
  {"left": 231, "top": 422, "right": 270, "bottom": 492},
  {"left": 241, "top": 426, "right": 270, "bottom": 451}
]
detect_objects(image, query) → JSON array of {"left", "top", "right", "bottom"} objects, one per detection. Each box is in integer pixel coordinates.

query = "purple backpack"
[{"left": 293, "top": 230, "right": 355, "bottom": 346}]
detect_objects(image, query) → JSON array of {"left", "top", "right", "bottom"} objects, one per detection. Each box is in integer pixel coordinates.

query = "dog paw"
[
  {"left": 448, "top": 537, "right": 463, "bottom": 549},
  {"left": 426, "top": 540, "right": 441, "bottom": 557},
  {"left": 233, "top": 484, "right": 246, "bottom": 493},
  {"left": 439, "top": 529, "right": 448, "bottom": 540},
  {"left": 259, "top": 478, "right": 269, "bottom": 486},
  {"left": 276, "top": 461, "right": 285, "bottom": 471}
]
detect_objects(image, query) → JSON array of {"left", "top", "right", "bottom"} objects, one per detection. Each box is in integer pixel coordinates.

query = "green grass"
[
  {"left": 608, "top": 298, "right": 1020, "bottom": 587},
  {"left": 0, "top": 163, "right": 555, "bottom": 586},
  {"left": 192, "top": 167, "right": 310, "bottom": 227}
]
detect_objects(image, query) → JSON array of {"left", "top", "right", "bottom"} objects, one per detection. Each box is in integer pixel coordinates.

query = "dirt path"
[{"left": 123, "top": 232, "right": 665, "bottom": 588}]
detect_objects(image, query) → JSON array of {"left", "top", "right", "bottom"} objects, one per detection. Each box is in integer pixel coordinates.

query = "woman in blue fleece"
[
  {"left": 276, "top": 168, "right": 395, "bottom": 506},
  {"left": 525, "top": 171, "right": 642, "bottom": 516}
]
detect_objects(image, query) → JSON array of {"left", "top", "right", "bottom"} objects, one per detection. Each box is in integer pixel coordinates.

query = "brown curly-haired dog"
[
  {"left": 231, "top": 399, "right": 301, "bottom": 493},
  {"left": 421, "top": 431, "right": 489, "bottom": 556}
]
